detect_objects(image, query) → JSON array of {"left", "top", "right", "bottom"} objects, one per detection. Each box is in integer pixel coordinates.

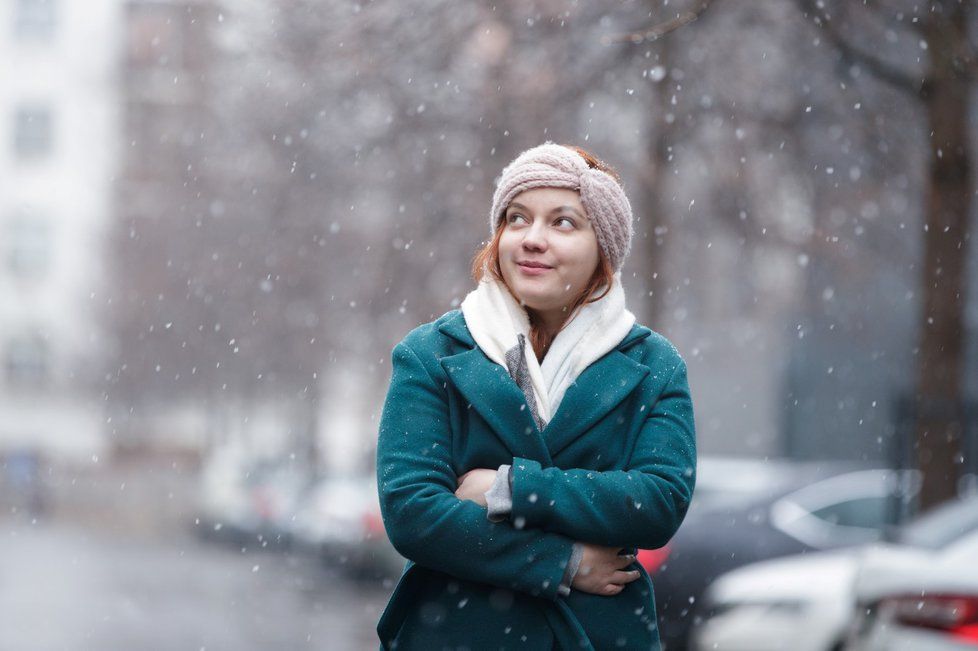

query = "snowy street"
[{"left": 0, "top": 517, "right": 389, "bottom": 651}]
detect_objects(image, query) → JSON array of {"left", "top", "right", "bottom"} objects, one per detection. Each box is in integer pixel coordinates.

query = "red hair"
[{"left": 470, "top": 144, "right": 620, "bottom": 362}]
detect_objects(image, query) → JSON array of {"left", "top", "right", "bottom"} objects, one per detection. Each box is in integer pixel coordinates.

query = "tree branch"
[
  {"left": 796, "top": 0, "right": 923, "bottom": 97},
  {"left": 862, "top": 0, "right": 927, "bottom": 38},
  {"left": 601, "top": 0, "right": 714, "bottom": 46}
]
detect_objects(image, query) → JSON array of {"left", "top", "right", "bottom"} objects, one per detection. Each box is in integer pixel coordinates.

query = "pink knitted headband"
[{"left": 488, "top": 142, "right": 633, "bottom": 272}]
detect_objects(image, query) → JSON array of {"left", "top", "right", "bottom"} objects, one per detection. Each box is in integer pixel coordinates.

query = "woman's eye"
[
  {"left": 508, "top": 213, "right": 527, "bottom": 224},
  {"left": 555, "top": 216, "right": 575, "bottom": 228}
]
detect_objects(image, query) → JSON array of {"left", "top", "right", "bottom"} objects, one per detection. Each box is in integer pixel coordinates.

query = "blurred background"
[{"left": 1, "top": 0, "right": 977, "bottom": 649}]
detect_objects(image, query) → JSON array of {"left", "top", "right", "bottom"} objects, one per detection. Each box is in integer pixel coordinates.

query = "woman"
[{"left": 375, "top": 142, "right": 696, "bottom": 650}]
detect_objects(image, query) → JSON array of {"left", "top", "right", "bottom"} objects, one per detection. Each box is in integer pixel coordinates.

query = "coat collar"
[{"left": 436, "top": 310, "right": 651, "bottom": 461}]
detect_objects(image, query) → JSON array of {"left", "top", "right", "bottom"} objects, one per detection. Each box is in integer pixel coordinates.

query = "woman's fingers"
[
  {"left": 616, "top": 554, "right": 637, "bottom": 569},
  {"left": 611, "top": 570, "right": 641, "bottom": 585},
  {"left": 596, "top": 571, "right": 640, "bottom": 597},
  {"left": 573, "top": 544, "right": 644, "bottom": 596}
]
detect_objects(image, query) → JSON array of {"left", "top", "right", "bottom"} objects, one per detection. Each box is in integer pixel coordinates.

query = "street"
[{"left": 0, "top": 517, "right": 390, "bottom": 650}]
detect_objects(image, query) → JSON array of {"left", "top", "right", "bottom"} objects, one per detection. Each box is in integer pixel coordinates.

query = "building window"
[
  {"left": 14, "top": 0, "right": 56, "bottom": 41},
  {"left": 5, "top": 216, "right": 51, "bottom": 277},
  {"left": 14, "top": 106, "right": 53, "bottom": 159},
  {"left": 4, "top": 334, "right": 49, "bottom": 388}
]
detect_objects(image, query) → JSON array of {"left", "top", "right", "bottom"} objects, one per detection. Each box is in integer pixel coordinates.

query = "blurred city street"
[
  {"left": 2, "top": 0, "right": 978, "bottom": 649},
  {"left": 0, "top": 516, "right": 389, "bottom": 651}
]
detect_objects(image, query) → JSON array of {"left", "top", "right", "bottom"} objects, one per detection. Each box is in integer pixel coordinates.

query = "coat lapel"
[
  {"left": 436, "top": 311, "right": 651, "bottom": 464},
  {"left": 541, "top": 349, "right": 650, "bottom": 457},
  {"left": 438, "top": 347, "right": 554, "bottom": 465}
]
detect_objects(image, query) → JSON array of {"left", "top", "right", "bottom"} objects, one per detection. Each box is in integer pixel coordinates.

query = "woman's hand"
[
  {"left": 572, "top": 544, "right": 641, "bottom": 596},
  {"left": 454, "top": 468, "right": 498, "bottom": 507}
]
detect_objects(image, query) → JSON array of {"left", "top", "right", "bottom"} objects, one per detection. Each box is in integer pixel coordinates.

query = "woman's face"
[{"left": 498, "top": 187, "right": 600, "bottom": 319}]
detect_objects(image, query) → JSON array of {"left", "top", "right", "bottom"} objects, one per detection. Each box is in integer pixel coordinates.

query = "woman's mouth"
[{"left": 517, "top": 261, "right": 552, "bottom": 276}]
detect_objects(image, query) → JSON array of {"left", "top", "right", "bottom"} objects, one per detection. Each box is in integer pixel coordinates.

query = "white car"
[
  {"left": 196, "top": 445, "right": 313, "bottom": 547},
  {"left": 847, "top": 521, "right": 978, "bottom": 649},
  {"left": 691, "top": 549, "right": 859, "bottom": 651},
  {"left": 288, "top": 475, "right": 404, "bottom": 577},
  {"left": 691, "top": 493, "right": 978, "bottom": 651}
]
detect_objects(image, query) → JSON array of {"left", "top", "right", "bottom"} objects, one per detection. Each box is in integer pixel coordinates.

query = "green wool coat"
[{"left": 375, "top": 309, "right": 696, "bottom": 651}]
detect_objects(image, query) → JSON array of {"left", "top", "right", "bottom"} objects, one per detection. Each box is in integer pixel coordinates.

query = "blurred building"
[
  {"left": 111, "top": 0, "right": 332, "bottom": 474},
  {"left": 110, "top": 0, "right": 215, "bottom": 454},
  {"left": 0, "top": 0, "right": 120, "bottom": 461}
]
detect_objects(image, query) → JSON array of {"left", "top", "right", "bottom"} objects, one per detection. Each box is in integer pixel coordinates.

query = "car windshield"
[
  {"left": 690, "top": 457, "right": 807, "bottom": 512},
  {"left": 896, "top": 494, "right": 978, "bottom": 550}
]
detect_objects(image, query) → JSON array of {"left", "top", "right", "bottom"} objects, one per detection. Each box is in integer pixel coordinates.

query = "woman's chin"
[
  {"left": 502, "top": 276, "right": 568, "bottom": 310},
  {"left": 513, "top": 292, "right": 564, "bottom": 314}
]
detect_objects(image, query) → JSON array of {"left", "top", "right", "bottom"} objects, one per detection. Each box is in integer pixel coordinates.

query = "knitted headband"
[{"left": 488, "top": 142, "right": 633, "bottom": 272}]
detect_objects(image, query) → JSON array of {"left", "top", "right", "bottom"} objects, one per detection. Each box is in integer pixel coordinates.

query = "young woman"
[{"left": 375, "top": 143, "right": 696, "bottom": 650}]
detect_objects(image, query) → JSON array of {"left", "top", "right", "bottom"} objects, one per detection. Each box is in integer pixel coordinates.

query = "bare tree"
[
  {"left": 605, "top": 1, "right": 714, "bottom": 325},
  {"left": 797, "top": 0, "right": 974, "bottom": 510}
]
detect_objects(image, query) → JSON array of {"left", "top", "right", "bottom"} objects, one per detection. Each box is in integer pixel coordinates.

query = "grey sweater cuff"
[
  {"left": 558, "top": 542, "right": 584, "bottom": 597},
  {"left": 484, "top": 464, "right": 513, "bottom": 522}
]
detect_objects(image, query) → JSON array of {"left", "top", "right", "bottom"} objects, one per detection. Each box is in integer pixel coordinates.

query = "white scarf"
[{"left": 460, "top": 271, "right": 635, "bottom": 428}]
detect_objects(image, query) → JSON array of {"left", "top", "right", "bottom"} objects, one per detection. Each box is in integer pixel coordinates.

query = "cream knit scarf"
[{"left": 460, "top": 271, "right": 635, "bottom": 431}]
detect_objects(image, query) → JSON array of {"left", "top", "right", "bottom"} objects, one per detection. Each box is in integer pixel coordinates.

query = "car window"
[
  {"left": 770, "top": 470, "right": 920, "bottom": 548},
  {"left": 810, "top": 496, "right": 897, "bottom": 529}
]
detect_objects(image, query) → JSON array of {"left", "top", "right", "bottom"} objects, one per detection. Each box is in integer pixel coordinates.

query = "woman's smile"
[{"left": 517, "top": 260, "right": 554, "bottom": 276}]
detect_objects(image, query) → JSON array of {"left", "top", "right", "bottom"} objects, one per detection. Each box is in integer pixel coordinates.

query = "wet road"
[{"left": 0, "top": 517, "right": 390, "bottom": 650}]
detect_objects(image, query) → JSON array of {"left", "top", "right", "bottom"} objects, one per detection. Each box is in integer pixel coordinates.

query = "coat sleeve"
[
  {"left": 377, "top": 341, "right": 577, "bottom": 601},
  {"left": 508, "top": 357, "right": 696, "bottom": 550}
]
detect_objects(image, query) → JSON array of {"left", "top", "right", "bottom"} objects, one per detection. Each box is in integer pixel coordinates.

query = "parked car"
[
  {"left": 196, "top": 446, "right": 312, "bottom": 549},
  {"left": 289, "top": 474, "right": 404, "bottom": 578},
  {"left": 636, "top": 456, "right": 805, "bottom": 577},
  {"left": 691, "top": 549, "right": 858, "bottom": 651},
  {"left": 847, "top": 498, "right": 978, "bottom": 650},
  {"left": 648, "top": 457, "right": 920, "bottom": 650},
  {"left": 690, "top": 493, "right": 978, "bottom": 651}
]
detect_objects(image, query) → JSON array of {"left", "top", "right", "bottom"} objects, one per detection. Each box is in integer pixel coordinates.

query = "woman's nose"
[{"left": 522, "top": 220, "right": 548, "bottom": 250}]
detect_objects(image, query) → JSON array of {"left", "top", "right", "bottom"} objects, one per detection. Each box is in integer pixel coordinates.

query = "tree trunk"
[
  {"left": 641, "top": 40, "right": 675, "bottom": 328},
  {"left": 914, "top": 4, "right": 972, "bottom": 511}
]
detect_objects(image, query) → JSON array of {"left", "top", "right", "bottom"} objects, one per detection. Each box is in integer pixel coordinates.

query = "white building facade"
[{"left": 0, "top": 0, "right": 120, "bottom": 461}]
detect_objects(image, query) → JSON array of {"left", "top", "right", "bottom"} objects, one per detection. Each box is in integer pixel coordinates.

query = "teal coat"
[{"left": 376, "top": 309, "right": 696, "bottom": 651}]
